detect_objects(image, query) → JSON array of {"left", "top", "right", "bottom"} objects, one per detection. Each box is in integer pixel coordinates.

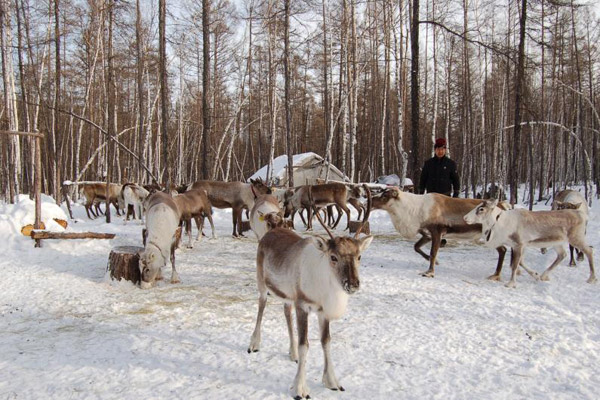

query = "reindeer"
[
  {"left": 371, "top": 187, "right": 526, "bottom": 280},
  {"left": 283, "top": 182, "right": 357, "bottom": 230},
  {"left": 121, "top": 183, "right": 150, "bottom": 223},
  {"left": 188, "top": 178, "right": 272, "bottom": 237},
  {"left": 464, "top": 199, "right": 596, "bottom": 288},
  {"left": 542, "top": 190, "right": 589, "bottom": 266},
  {"left": 172, "top": 189, "right": 216, "bottom": 248},
  {"left": 248, "top": 187, "right": 373, "bottom": 399},
  {"left": 80, "top": 182, "right": 123, "bottom": 219},
  {"left": 139, "top": 192, "right": 182, "bottom": 289},
  {"left": 250, "top": 194, "right": 284, "bottom": 240}
]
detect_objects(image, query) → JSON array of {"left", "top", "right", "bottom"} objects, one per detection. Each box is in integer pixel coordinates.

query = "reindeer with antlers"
[{"left": 248, "top": 185, "right": 373, "bottom": 399}]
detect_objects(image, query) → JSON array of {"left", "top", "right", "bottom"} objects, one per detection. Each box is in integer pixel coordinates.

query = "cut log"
[
  {"left": 108, "top": 246, "right": 143, "bottom": 284},
  {"left": 30, "top": 231, "right": 116, "bottom": 240},
  {"left": 348, "top": 221, "right": 370, "bottom": 235},
  {"left": 21, "top": 222, "right": 46, "bottom": 236}
]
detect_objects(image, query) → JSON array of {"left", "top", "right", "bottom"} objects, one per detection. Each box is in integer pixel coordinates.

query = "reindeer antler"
[
  {"left": 354, "top": 184, "right": 371, "bottom": 238},
  {"left": 308, "top": 185, "right": 335, "bottom": 240}
]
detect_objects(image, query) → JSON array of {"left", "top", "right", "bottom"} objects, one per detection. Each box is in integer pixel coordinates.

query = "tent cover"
[{"left": 248, "top": 152, "right": 350, "bottom": 187}]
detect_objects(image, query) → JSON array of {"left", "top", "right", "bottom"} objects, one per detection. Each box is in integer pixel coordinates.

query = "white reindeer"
[
  {"left": 139, "top": 192, "right": 182, "bottom": 289},
  {"left": 249, "top": 194, "right": 283, "bottom": 240},
  {"left": 248, "top": 188, "right": 373, "bottom": 399},
  {"left": 464, "top": 199, "right": 596, "bottom": 288},
  {"left": 122, "top": 183, "right": 150, "bottom": 223}
]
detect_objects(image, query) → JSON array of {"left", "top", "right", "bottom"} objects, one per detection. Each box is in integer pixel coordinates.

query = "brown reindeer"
[
  {"left": 284, "top": 182, "right": 355, "bottom": 230},
  {"left": 80, "top": 183, "right": 123, "bottom": 219},
  {"left": 188, "top": 178, "right": 271, "bottom": 237},
  {"left": 172, "top": 189, "right": 216, "bottom": 248}
]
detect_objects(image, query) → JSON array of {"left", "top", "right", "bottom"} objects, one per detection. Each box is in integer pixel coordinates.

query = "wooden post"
[
  {"left": 108, "top": 246, "right": 144, "bottom": 284},
  {"left": 0, "top": 131, "right": 44, "bottom": 247}
]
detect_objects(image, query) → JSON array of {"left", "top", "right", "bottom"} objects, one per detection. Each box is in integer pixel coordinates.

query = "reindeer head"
[
  {"left": 138, "top": 245, "right": 166, "bottom": 289},
  {"left": 260, "top": 211, "right": 285, "bottom": 231},
  {"left": 250, "top": 178, "right": 272, "bottom": 196},
  {"left": 312, "top": 235, "right": 373, "bottom": 294},
  {"left": 554, "top": 201, "right": 582, "bottom": 210},
  {"left": 463, "top": 199, "right": 498, "bottom": 225},
  {"left": 309, "top": 184, "right": 373, "bottom": 294},
  {"left": 372, "top": 187, "right": 400, "bottom": 210}
]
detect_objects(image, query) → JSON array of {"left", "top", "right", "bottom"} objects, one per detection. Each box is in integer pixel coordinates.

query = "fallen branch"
[{"left": 30, "top": 231, "right": 116, "bottom": 240}]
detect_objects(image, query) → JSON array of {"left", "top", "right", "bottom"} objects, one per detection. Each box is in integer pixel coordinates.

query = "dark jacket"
[{"left": 419, "top": 156, "right": 460, "bottom": 197}]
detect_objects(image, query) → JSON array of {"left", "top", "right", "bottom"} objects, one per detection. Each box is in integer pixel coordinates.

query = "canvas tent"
[{"left": 248, "top": 153, "right": 350, "bottom": 187}]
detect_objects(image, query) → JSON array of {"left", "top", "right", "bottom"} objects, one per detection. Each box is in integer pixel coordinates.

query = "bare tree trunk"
[
  {"left": 349, "top": 0, "right": 358, "bottom": 182},
  {"left": 105, "top": 0, "right": 115, "bottom": 223},
  {"left": 159, "top": 0, "right": 170, "bottom": 185},
  {"left": 284, "top": 0, "right": 293, "bottom": 187},
  {"left": 201, "top": 0, "right": 211, "bottom": 179},
  {"left": 136, "top": 0, "right": 145, "bottom": 183},
  {"left": 509, "top": 0, "right": 527, "bottom": 205},
  {"left": 410, "top": 0, "right": 420, "bottom": 189}
]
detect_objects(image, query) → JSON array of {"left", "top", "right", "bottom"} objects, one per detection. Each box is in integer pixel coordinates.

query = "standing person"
[{"left": 419, "top": 138, "right": 460, "bottom": 197}]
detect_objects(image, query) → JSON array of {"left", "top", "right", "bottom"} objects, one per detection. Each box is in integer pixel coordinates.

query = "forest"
[{"left": 0, "top": 0, "right": 599, "bottom": 207}]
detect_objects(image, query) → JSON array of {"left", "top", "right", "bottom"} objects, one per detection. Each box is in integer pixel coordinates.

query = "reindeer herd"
[{"left": 78, "top": 179, "right": 595, "bottom": 399}]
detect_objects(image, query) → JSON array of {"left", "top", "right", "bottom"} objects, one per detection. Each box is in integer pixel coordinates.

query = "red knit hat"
[{"left": 434, "top": 138, "right": 447, "bottom": 148}]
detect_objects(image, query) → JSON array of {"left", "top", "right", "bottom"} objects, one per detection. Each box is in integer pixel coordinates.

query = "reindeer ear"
[
  {"left": 488, "top": 199, "right": 498, "bottom": 208},
  {"left": 358, "top": 235, "right": 373, "bottom": 253},
  {"left": 148, "top": 252, "right": 155, "bottom": 262},
  {"left": 573, "top": 202, "right": 582, "bottom": 209},
  {"left": 258, "top": 211, "right": 265, "bottom": 221},
  {"left": 390, "top": 189, "right": 399, "bottom": 198},
  {"left": 312, "top": 236, "right": 329, "bottom": 252}
]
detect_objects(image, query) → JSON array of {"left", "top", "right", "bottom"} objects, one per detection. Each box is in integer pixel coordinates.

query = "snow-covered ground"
[{"left": 1, "top": 192, "right": 599, "bottom": 399}]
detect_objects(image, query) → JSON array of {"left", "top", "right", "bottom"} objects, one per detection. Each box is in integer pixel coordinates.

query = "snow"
[{"left": 1, "top": 192, "right": 599, "bottom": 399}]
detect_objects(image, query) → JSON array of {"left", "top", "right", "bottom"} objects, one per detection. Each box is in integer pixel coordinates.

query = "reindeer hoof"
[
  {"left": 587, "top": 276, "right": 597, "bottom": 284},
  {"left": 486, "top": 275, "right": 501, "bottom": 281},
  {"left": 171, "top": 279, "right": 181, "bottom": 284},
  {"left": 568, "top": 263, "right": 577, "bottom": 267},
  {"left": 505, "top": 281, "right": 516, "bottom": 288},
  {"left": 420, "top": 271, "right": 435, "bottom": 278},
  {"left": 540, "top": 274, "right": 550, "bottom": 282}
]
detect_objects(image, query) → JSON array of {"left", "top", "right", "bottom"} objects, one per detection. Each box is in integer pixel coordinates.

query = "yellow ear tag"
[{"left": 258, "top": 215, "right": 265, "bottom": 221}]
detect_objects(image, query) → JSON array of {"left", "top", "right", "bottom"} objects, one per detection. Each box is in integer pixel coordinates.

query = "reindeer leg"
[
  {"left": 568, "top": 245, "right": 577, "bottom": 267},
  {"left": 577, "top": 248, "right": 585, "bottom": 262},
  {"left": 292, "top": 304, "right": 310, "bottom": 400},
  {"left": 306, "top": 206, "right": 313, "bottom": 231},
  {"left": 319, "top": 314, "right": 344, "bottom": 391},
  {"left": 185, "top": 218, "right": 193, "bottom": 249},
  {"left": 194, "top": 215, "right": 203, "bottom": 242},
  {"left": 284, "top": 303, "right": 298, "bottom": 362},
  {"left": 518, "top": 261, "right": 540, "bottom": 281},
  {"left": 487, "top": 246, "right": 507, "bottom": 281},
  {"left": 506, "top": 246, "right": 524, "bottom": 288},
  {"left": 540, "top": 245, "right": 566, "bottom": 281},
  {"left": 170, "top": 245, "right": 181, "bottom": 284},
  {"left": 207, "top": 214, "right": 216, "bottom": 238},
  {"left": 248, "top": 287, "right": 267, "bottom": 353},
  {"left": 414, "top": 234, "right": 433, "bottom": 262},
  {"left": 421, "top": 229, "right": 443, "bottom": 277},
  {"left": 574, "top": 243, "right": 596, "bottom": 283},
  {"left": 232, "top": 208, "right": 240, "bottom": 237},
  {"left": 342, "top": 204, "right": 351, "bottom": 231}
]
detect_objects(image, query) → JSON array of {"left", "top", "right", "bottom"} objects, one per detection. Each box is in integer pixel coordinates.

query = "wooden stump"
[
  {"left": 108, "top": 246, "right": 143, "bottom": 284},
  {"left": 348, "top": 221, "right": 370, "bottom": 235}
]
